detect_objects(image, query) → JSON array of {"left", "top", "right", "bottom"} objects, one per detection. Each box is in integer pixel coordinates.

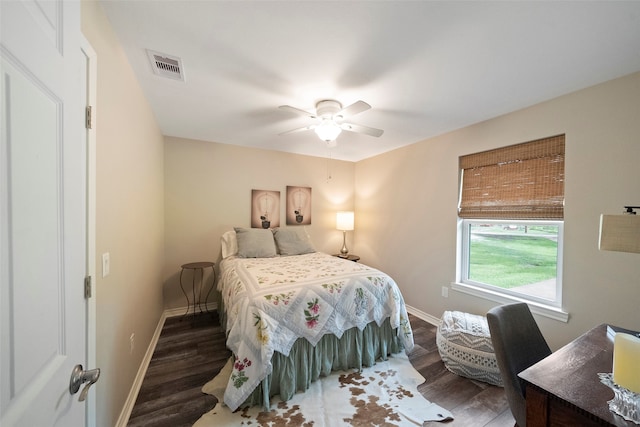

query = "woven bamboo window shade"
[{"left": 458, "top": 134, "right": 565, "bottom": 219}]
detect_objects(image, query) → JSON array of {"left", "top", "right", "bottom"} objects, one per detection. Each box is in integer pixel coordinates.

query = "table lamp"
[{"left": 336, "top": 211, "right": 354, "bottom": 256}]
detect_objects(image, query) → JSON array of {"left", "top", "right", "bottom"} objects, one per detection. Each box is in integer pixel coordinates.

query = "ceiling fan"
[{"left": 278, "top": 99, "right": 384, "bottom": 146}]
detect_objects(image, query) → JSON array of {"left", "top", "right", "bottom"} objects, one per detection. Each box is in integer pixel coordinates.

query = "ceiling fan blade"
[
  {"left": 278, "top": 124, "right": 316, "bottom": 136},
  {"left": 341, "top": 122, "right": 384, "bottom": 137},
  {"left": 278, "top": 105, "right": 317, "bottom": 119},
  {"left": 337, "top": 100, "right": 371, "bottom": 118}
]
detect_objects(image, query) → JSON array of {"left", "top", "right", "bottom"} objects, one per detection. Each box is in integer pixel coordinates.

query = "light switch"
[{"left": 102, "top": 252, "right": 110, "bottom": 278}]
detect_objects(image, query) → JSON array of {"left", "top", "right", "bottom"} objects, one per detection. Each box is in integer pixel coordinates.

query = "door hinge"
[
  {"left": 85, "top": 105, "right": 93, "bottom": 129},
  {"left": 84, "top": 275, "right": 92, "bottom": 299}
]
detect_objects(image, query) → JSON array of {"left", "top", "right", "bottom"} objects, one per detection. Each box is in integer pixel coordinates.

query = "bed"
[{"left": 217, "top": 227, "right": 414, "bottom": 411}]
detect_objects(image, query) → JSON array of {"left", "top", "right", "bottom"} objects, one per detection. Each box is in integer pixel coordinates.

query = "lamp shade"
[
  {"left": 599, "top": 214, "right": 640, "bottom": 253},
  {"left": 336, "top": 211, "right": 354, "bottom": 231}
]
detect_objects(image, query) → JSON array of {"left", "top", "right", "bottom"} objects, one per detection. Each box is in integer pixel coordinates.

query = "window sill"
[{"left": 450, "top": 282, "right": 569, "bottom": 323}]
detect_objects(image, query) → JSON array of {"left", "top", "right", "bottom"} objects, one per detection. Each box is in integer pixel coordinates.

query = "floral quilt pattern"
[{"left": 217, "top": 252, "right": 414, "bottom": 411}]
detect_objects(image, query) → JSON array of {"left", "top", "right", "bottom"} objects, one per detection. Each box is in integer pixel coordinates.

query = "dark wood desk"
[{"left": 519, "top": 324, "right": 637, "bottom": 427}]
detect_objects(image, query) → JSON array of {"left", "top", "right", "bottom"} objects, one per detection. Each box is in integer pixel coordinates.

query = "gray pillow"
[
  {"left": 234, "top": 227, "right": 277, "bottom": 258},
  {"left": 272, "top": 228, "right": 316, "bottom": 256}
]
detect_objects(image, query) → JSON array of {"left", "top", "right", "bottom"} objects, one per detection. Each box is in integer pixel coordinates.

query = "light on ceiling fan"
[{"left": 314, "top": 118, "right": 342, "bottom": 143}]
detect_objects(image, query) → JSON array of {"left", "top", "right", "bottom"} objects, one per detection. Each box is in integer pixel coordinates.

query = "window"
[
  {"left": 460, "top": 219, "right": 563, "bottom": 305},
  {"left": 455, "top": 135, "right": 566, "bottom": 317}
]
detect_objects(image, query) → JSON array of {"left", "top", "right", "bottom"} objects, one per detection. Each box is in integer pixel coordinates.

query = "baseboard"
[
  {"left": 115, "top": 310, "right": 168, "bottom": 427},
  {"left": 405, "top": 304, "right": 441, "bottom": 327},
  {"left": 164, "top": 301, "right": 218, "bottom": 318},
  {"left": 116, "top": 302, "right": 219, "bottom": 427}
]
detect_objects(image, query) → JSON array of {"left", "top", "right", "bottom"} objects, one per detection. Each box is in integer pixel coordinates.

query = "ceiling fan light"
[{"left": 315, "top": 119, "right": 342, "bottom": 142}]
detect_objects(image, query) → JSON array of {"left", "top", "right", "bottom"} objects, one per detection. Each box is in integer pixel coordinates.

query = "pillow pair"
[{"left": 230, "top": 227, "right": 315, "bottom": 258}]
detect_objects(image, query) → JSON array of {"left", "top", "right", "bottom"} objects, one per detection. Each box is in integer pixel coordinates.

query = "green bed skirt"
[{"left": 241, "top": 317, "right": 403, "bottom": 408}]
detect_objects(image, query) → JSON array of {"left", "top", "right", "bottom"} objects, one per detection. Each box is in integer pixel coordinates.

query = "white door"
[
  {"left": 1, "top": 1, "right": 91, "bottom": 426},
  {"left": 80, "top": 36, "right": 98, "bottom": 427}
]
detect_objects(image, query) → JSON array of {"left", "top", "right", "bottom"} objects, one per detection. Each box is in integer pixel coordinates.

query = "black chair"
[{"left": 486, "top": 303, "right": 551, "bottom": 427}]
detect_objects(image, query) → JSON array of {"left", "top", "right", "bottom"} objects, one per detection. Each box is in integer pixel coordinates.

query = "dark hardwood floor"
[
  {"left": 127, "top": 312, "right": 230, "bottom": 427},
  {"left": 127, "top": 312, "right": 514, "bottom": 426}
]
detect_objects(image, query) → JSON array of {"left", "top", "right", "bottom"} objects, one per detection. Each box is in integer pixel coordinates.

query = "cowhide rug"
[{"left": 193, "top": 353, "right": 454, "bottom": 426}]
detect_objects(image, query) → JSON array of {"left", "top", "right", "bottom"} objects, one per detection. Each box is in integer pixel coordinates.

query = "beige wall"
[
  {"left": 163, "top": 137, "right": 356, "bottom": 309},
  {"left": 356, "top": 71, "right": 640, "bottom": 350},
  {"left": 79, "top": 2, "right": 640, "bottom": 421},
  {"left": 82, "top": 2, "right": 165, "bottom": 426}
]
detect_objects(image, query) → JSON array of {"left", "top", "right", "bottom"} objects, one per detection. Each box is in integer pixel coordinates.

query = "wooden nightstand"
[{"left": 333, "top": 254, "right": 360, "bottom": 262}]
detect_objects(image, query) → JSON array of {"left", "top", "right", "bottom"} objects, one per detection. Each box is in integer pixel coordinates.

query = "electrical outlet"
[
  {"left": 102, "top": 252, "right": 110, "bottom": 278},
  {"left": 130, "top": 333, "right": 135, "bottom": 354},
  {"left": 442, "top": 286, "right": 449, "bottom": 298}
]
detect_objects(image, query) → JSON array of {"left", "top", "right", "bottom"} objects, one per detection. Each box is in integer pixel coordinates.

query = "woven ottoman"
[{"left": 436, "top": 310, "right": 503, "bottom": 386}]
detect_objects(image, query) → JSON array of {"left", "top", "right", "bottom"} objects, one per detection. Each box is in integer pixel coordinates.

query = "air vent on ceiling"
[{"left": 146, "top": 49, "right": 185, "bottom": 82}]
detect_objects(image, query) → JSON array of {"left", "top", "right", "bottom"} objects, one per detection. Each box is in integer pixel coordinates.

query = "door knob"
[{"left": 69, "top": 364, "right": 100, "bottom": 402}]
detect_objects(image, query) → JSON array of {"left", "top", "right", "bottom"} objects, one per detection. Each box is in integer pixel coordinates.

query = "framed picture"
[
  {"left": 286, "top": 186, "right": 311, "bottom": 225},
  {"left": 251, "top": 189, "right": 280, "bottom": 229}
]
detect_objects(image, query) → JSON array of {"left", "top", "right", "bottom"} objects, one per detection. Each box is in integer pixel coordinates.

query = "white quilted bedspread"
[{"left": 217, "top": 252, "right": 414, "bottom": 411}]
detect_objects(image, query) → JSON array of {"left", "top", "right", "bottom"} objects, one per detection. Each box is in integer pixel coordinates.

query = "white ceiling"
[{"left": 101, "top": 1, "right": 640, "bottom": 162}]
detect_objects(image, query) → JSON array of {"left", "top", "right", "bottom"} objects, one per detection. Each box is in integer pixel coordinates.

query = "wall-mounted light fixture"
[
  {"left": 599, "top": 206, "right": 640, "bottom": 254},
  {"left": 336, "top": 211, "right": 354, "bottom": 256}
]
